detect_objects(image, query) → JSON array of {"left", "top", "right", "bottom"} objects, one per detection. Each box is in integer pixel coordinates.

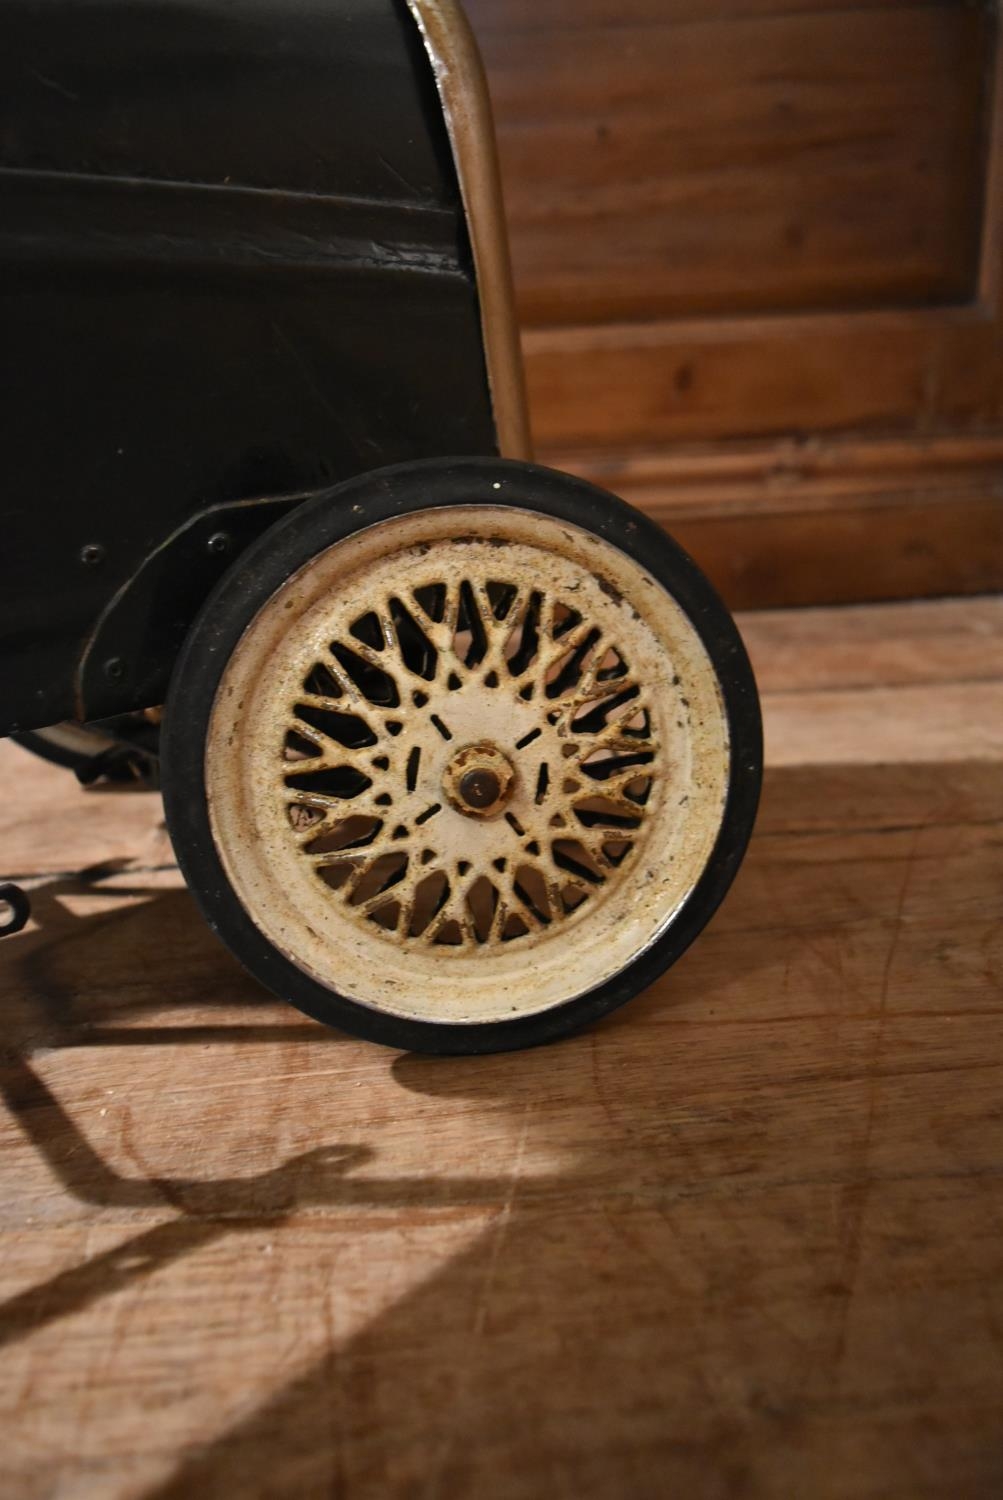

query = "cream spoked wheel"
[
  {"left": 162, "top": 460, "right": 762, "bottom": 1053},
  {"left": 209, "top": 511, "right": 724, "bottom": 1018}
]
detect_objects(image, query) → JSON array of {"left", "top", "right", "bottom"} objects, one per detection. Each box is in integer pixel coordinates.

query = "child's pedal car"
[{"left": 0, "top": 0, "right": 761, "bottom": 1052}]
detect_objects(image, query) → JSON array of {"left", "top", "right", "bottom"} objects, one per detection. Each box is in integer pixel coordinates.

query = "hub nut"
[
  {"left": 459, "top": 768, "right": 501, "bottom": 809},
  {"left": 443, "top": 742, "right": 516, "bottom": 819}
]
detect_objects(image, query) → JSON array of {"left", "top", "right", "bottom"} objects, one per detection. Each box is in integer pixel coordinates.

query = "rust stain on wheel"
[{"left": 205, "top": 507, "right": 730, "bottom": 1025}]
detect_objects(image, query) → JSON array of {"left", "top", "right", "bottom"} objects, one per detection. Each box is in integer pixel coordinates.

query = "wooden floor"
[{"left": 1, "top": 597, "right": 1001, "bottom": 1500}]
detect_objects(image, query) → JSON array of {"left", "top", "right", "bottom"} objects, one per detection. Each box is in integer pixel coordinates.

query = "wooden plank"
[
  {"left": 470, "top": 3, "right": 990, "bottom": 324},
  {"left": 468, "top": 0, "right": 905, "bottom": 32},
  {"left": 549, "top": 433, "right": 1003, "bottom": 518},
  {"left": 0, "top": 598, "right": 1001, "bottom": 1498},
  {"left": 738, "top": 595, "right": 1003, "bottom": 693},
  {"left": 0, "top": 762, "right": 174, "bottom": 880},
  {"left": 554, "top": 436, "right": 1003, "bottom": 608},
  {"left": 746, "top": 596, "right": 1003, "bottom": 764},
  {"left": 523, "top": 307, "right": 1002, "bottom": 449},
  {"left": 978, "top": 6, "right": 1003, "bottom": 307},
  {"left": 764, "top": 680, "right": 1003, "bottom": 765},
  {"left": 754, "top": 758, "right": 1003, "bottom": 836},
  {"left": 655, "top": 492, "right": 1003, "bottom": 609}
]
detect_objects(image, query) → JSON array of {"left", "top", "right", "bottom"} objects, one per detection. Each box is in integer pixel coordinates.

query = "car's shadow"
[{"left": 0, "top": 763, "right": 917, "bottom": 1497}]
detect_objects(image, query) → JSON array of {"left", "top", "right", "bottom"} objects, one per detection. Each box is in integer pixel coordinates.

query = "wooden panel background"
[{"left": 465, "top": 0, "right": 1003, "bottom": 607}]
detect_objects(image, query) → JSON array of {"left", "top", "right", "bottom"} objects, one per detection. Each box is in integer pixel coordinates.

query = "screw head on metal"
[
  {"left": 459, "top": 768, "right": 501, "bottom": 810},
  {"left": 443, "top": 742, "right": 516, "bottom": 819},
  {"left": 103, "top": 656, "right": 125, "bottom": 682},
  {"left": 80, "top": 543, "right": 105, "bottom": 566},
  {"left": 207, "top": 531, "right": 231, "bottom": 555}
]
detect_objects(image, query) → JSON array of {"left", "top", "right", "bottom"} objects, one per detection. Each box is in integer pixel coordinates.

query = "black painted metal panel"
[{"left": 0, "top": 0, "right": 497, "bottom": 733}]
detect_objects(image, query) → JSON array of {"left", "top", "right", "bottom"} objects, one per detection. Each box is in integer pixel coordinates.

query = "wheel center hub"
[{"left": 443, "top": 742, "right": 516, "bottom": 819}]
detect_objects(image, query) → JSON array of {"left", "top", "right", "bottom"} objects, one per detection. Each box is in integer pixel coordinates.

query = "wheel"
[
  {"left": 13, "top": 720, "right": 160, "bottom": 786},
  {"left": 13, "top": 724, "right": 121, "bottom": 773},
  {"left": 161, "top": 458, "right": 761, "bottom": 1055},
  {"left": 0, "top": 883, "right": 31, "bottom": 938}
]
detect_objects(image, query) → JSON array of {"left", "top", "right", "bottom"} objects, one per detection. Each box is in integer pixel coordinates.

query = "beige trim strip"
[{"left": 406, "top": 0, "right": 532, "bottom": 460}]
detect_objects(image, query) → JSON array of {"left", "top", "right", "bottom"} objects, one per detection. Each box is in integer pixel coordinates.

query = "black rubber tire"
[
  {"left": 161, "top": 457, "right": 762, "bottom": 1055},
  {"left": 0, "top": 883, "right": 31, "bottom": 938}
]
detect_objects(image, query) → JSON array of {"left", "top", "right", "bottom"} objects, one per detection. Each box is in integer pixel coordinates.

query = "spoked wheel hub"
[{"left": 443, "top": 743, "right": 516, "bottom": 818}]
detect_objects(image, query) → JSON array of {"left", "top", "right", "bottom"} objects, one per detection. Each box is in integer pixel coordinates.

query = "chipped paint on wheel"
[{"left": 205, "top": 506, "right": 729, "bottom": 1024}]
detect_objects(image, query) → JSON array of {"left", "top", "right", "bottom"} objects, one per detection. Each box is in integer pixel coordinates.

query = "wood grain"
[
  {"left": 651, "top": 492, "right": 1003, "bottom": 609},
  {"left": 523, "top": 307, "right": 1003, "bottom": 450},
  {"left": 555, "top": 433, "right": 1003, "bottom": 608},
  {"left": 468, "top": 1, "right": 990, "bottom": 325},
  {"left": 1, "top": 597, "right": 1001, "bottom": 1498},
  {"left": 463, "top": 0, "right": 1003, "bottom": 607}
]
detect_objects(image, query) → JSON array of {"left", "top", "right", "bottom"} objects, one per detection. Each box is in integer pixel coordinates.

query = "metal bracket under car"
[{"left": 0, "top": 883, "right": 31, "bottom": 939}]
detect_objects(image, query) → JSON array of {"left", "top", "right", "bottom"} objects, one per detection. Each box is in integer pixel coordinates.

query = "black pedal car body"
[{"left": 0, "top": 0, "right": 761, "bottom": 1053}]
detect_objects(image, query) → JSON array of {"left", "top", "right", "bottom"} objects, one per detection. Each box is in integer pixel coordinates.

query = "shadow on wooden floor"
[{"left": 1, "top": 757, "right": 1001, "bottom": 1497}]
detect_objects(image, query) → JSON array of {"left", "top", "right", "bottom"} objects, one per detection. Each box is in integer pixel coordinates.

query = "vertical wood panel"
[
  {"left": 469, "top": 1, "right": 992, "bottom": 325},
  {"left": 464, "top": 0, "right": 1003, "bottom": 605}
]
